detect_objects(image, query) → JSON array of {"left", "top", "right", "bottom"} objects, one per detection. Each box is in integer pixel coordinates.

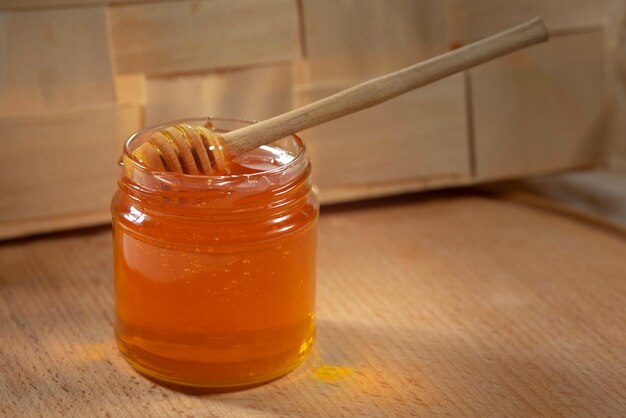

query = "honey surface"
[{"left": 112, "top": 145, "right": 317, "bottom": 388}]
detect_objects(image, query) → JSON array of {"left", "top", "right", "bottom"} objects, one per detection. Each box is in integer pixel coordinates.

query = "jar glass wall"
[{"left": 111, "top": 118, "right": 318, "bottom": 389}]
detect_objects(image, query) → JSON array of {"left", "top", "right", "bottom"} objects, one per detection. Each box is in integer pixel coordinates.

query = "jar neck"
[
  {"left": 118, "top": 161, "right": 313, "bottom": 219},
  {"left": 117, "top": 118, "right": 313, "bottom": 220}
]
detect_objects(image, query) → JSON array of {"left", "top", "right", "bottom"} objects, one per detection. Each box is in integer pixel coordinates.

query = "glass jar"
[{"left": 111, "top": 117, "right": 318, "bottom": 389}]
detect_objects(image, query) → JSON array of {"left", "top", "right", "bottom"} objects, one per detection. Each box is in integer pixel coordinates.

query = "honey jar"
[{"left": 111, "top": 118, "right": 318, "bottom": 389}]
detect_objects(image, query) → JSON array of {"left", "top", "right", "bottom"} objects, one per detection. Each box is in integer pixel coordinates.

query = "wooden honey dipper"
[{"left": 132, "top": 18, "right": 549, "bottom": 175}]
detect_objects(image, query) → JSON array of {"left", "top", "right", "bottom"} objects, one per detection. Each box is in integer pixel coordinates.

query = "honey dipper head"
[{"left": 131, "top": 123, "right": 227, "bottom": 175}]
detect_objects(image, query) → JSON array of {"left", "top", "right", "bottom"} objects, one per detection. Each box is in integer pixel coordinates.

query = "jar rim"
[{"left": 121, "top": 116, "right": 308, "bottom": 186}]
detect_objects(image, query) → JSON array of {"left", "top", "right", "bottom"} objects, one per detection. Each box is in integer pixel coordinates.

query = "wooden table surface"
[{"left": 1, "top": 191, "right": 625, "bottom": 417}]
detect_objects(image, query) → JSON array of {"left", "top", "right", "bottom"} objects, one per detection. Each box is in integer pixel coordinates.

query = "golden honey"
[{"left": 111, "top": 118, "right": 318, "bottom": 389}]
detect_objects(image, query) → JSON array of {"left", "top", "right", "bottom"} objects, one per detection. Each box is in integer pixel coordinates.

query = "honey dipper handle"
[{"left": 222, "top": 17, "right": 549, "bottom": 156}]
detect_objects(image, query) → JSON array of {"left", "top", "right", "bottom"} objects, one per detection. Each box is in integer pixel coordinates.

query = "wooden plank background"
[
  {"left": 109, "top": 0, "right": 298, "bottom": 75},
  {"left": 0, "top": 6, "right": 115, "bottom": 116},
  {"left": 0, "top": 104, "right": 142, "bottom": 240},
  {"left": 146, "top": 64, "right": 293, "bottom": 125},
  {"left": 444, "top": 0, "right": 608, "bottom": 44},
  {"left": 0, "top": 0, "right": 617, "bottom": 240},
  {"left": 1, "top": 192, "right": 625, "bottom": 416},
  {"left": 299, "top": 0, "right": 447, "bottom": 84},
  {"left": 470, "top": 30, "right": 606, "bottom": 180},
  {"left": 295, "top": 75, "right": 471, "bottom": 203},
  {"left": 0, "top": 0, "right": 167, "bottom": 9}
]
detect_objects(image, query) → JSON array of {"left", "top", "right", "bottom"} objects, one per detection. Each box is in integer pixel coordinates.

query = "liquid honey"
[{"left": 112, "top": 122, "right": 318, "bottom": 389}]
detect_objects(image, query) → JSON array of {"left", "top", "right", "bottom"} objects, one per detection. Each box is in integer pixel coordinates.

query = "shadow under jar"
[{"left": 111, "top": 118, "right": 318, "bottom": 390}]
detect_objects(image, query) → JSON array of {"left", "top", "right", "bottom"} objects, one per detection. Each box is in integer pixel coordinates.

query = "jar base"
[
  {"left": 123, "top": 353, "right": 310, "bottom": 394},
  {"left": 117, "top": 334, "right": 314, "bottom": 392}
]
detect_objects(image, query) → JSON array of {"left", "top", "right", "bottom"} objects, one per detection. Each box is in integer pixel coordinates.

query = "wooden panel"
[
  {"left": 471, "top": 31, "right": 606, "bottom": 181},
  {"left": 314, "top": 175, "right": 472, "bottom": 205},
  {"left": 1, "top": 193, "right": 625, "bottom": 415},
  {"left": 109, "top": 0, "right": 298, "bottom": 75},
  {"left": 0, "top": 0, "right": 166, "bottom": 9},
  {"left": 0, "top": 105, "right": 142, "bottom": 240},
  {"left": 0, "top": 7, "right": 114, "bottom": 116},
  {"left": 300, "top": 0, "right": 448, "bottom": 84},
  {"left": 445, "top": 0, "right": 608, "bottom": 44},
  {"left": 145, "top": 64, "right": 292, "bottom": 126},
  {"left": 115, "top": 74, "right": 146, "bottom": 106},
  {"left": 606, "top": 0, "right": 626, "bottom": 172},
  {"left": 294, "top": 74, "right": 470, "bottom": 203}
]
